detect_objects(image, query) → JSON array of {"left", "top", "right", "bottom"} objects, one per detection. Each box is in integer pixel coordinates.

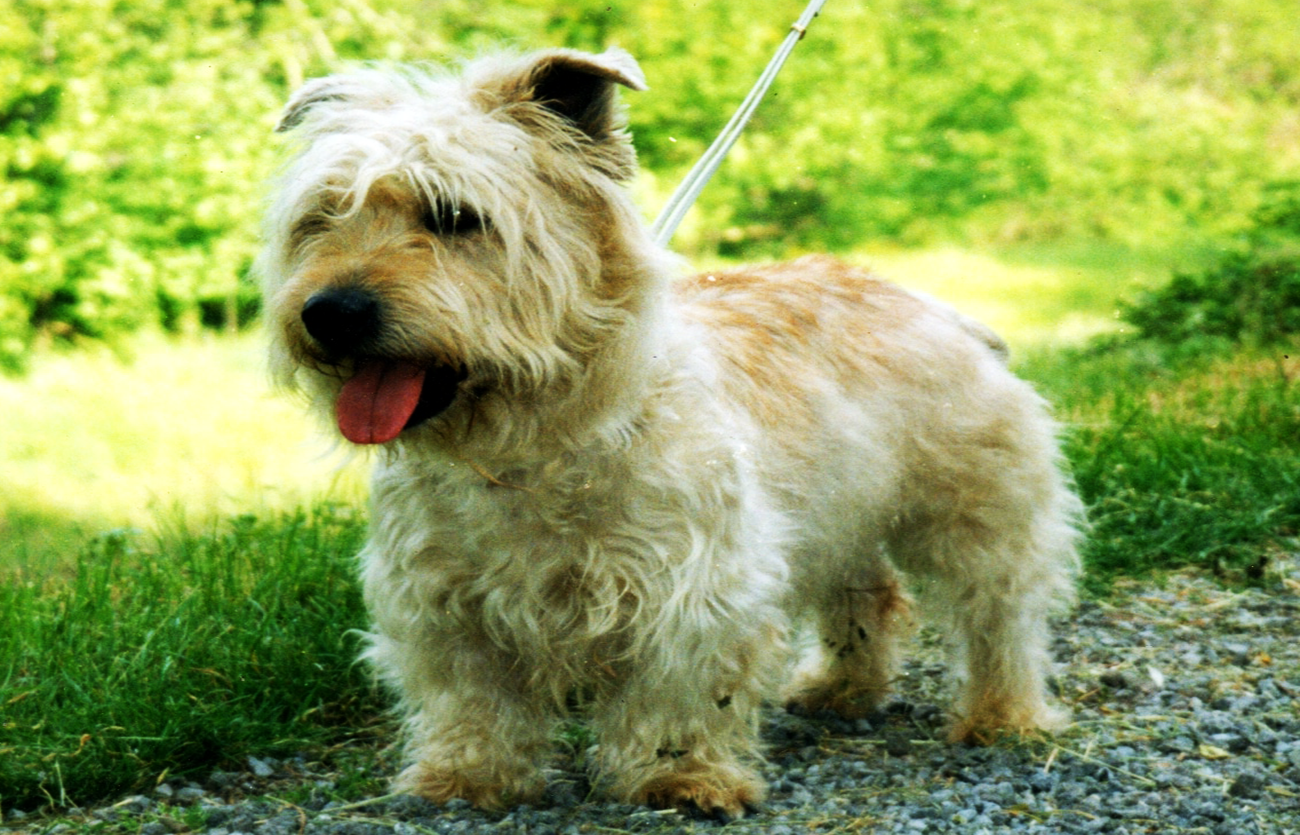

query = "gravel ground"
[{"left": 8, "top": 552, "right": 1300, "bottom": 835}]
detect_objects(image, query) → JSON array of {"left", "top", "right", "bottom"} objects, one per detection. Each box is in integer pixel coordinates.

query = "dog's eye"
[
  {"left": 290, "top": 214, "right": 332, "bottom": 246},
  {"left": 422, "top": 201, "right": 483, "bottom": 235}
]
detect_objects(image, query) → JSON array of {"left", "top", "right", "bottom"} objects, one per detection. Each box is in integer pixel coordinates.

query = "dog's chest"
[{"left": 372, "top": 458, "right": 647, "bottom": 638}]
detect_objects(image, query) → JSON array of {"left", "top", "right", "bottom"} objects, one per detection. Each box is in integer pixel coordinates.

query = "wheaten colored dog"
[{"left": 258, "top": 47, "right": 1082, "bottom": 818}]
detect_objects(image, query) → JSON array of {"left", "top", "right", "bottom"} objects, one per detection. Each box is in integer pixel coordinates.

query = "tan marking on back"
[{"left": 674, "top": 256, "right": 925, "bottom": 436}]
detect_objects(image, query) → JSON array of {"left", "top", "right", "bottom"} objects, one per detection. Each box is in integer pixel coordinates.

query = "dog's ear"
[
  {"left": 275, "top": 75, "right": 388, "bottom": 133},
  {"left": 526, "top": 48, "right": 647, "bottom": 141},
  {"left": 482, "top": 47, "right": 647, "bottom": 144}
]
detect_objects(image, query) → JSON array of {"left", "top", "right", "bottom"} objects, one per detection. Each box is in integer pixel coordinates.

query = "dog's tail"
[
  {"left": 906, "top": 287, "right": 1010, "bottom": 363},
  {"left": 952, "top": 311, "right": 1010, "bottom": 363}
]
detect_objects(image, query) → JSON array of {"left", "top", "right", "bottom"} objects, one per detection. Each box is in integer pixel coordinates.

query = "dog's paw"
[
  {"left": 948, "top": 701, "right": 1068, "bottom": 745},
  {"left": 632, "top": 763, "right": 766, "bottom": 820},
  {"left": 782, "top": 678, "right": 889, "bottom": 720},
  {"left": 395, "top": 762, "right": 543, "bottom": 811},
  {"left": 784, "top": 691, "right": 872, "bottom": 719}
]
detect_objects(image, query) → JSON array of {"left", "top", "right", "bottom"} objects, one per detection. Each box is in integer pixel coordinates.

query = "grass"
[
  {"left": 1032, "top": 339, "right": 1300, "bottom": 591},
  {"left": 0, "top": 333, "right": 375, "bottom": 811},
  {"left": 0, "top": 331, "right": 368, "bottom": 575},
  {"left": 862, "top": 242, "right": 1185, "bottom": 347},
  {"left": 0, "top": 505, "right": 381, "bottom": 813},
  {"left": 2, "top": 241, "right": 1298, "bottom": 814}
]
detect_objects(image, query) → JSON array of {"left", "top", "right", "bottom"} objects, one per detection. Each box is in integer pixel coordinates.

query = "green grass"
[
  {"left": 0, "top": 505, "right": 380, "bottom": 812},
  {"left": 3, "top": 242, "right": 1298, "bottom": 814},
  {"left": 862, "top": 240, "right": 1215, "bottom": 348},
  {"left": 0, "top": 329, "right": 374, "bottom": 813},
  {"left": 0, "top": 331, "right": 368, "bottom": 575},
  {"left": 1036, "top": 342, "right": 1300, "bottom": 592}
]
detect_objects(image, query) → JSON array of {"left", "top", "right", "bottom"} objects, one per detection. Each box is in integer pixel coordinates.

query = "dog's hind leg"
[
  {"left": 890, "top": 432, "right": 1080, "bottom": 742},
  {"left": 782, "top": 556, "right": 914, "bottom": 718},
  {"left": 933, "top": 518, "right": 1077, "bottom": 743}
]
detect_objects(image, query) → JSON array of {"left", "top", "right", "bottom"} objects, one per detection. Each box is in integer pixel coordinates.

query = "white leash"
[{"left": 650, "top": 0, "right": 830, "bottom": 247}]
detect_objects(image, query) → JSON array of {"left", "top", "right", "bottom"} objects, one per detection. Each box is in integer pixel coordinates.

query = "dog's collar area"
[{"left": 461, "top": 458, "right": 535, "bottom": 492}]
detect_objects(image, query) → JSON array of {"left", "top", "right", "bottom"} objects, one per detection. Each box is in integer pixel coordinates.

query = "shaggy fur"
[{"left": 258, "top": 47, "right": 1082, "bottom": 819}]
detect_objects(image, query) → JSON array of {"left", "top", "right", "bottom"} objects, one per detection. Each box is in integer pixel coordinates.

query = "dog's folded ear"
[
  {"left": 476, "top": 47, "right": 647, "bottom": 173},
  {"left": 519, "top": 47, "right": 647, "bottom": 137},
  {"left": 275, "top": 75, "right": 388, "bottom": 133}
]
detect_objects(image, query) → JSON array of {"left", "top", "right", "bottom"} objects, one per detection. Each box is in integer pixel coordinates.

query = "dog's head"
[{"left": 258, "top": 48, "right": 668, "bottom": 454}]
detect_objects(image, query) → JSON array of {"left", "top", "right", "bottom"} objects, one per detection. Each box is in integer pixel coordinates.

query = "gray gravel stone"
[{"left": 18, "top": 552, "right": 1300, "bottom": 834}]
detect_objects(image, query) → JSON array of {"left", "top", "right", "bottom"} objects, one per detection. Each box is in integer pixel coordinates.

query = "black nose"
[{"left": 301, "top": 287, "right": 382, "bottom": 357}]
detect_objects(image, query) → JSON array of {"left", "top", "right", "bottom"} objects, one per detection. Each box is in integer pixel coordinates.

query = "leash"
[{"left": 650, "top": 0, "right": 830, "bottom": 247}]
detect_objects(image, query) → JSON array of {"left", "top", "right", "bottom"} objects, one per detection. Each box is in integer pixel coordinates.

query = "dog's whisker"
[{"left": 462, "top": 458, "right": 534, "bottom": 492}]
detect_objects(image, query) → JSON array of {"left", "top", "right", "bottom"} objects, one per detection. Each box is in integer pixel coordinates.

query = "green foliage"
[
  {"left": 1123, "top": 255, "right": 1300, "bottom": 346},
  {"left": 0, "top": 505, "right": 376, "bottom": 812},
  {"left": 1024, "top": 184, "right": 1300, "bottom": 589},
  {"left": 1121, "top": 183, "right": 1300, "bottom": 346},
  {"left": 4, "top": 0, "right": 1300, "bottom": 370},
  {"left": 1, "top": 0, "right": 277, "bottom": 373}
]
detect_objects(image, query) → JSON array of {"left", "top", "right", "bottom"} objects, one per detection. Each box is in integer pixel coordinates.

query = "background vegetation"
[
  {"left": 3, "top": 0, "right": 1300, "bottom": 819},
  {"left": 4, "top": 0, "right": 1300, "bottom": 370}
]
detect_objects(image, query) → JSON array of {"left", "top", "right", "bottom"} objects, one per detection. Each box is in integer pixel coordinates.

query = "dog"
[{"left": 257, "top": 46, "right": 1082, "bottom": 819}]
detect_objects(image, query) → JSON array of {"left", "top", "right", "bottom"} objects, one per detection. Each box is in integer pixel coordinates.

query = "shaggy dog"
[{"left": 257, "top": 47, "right": 1081, "bottom": 818}]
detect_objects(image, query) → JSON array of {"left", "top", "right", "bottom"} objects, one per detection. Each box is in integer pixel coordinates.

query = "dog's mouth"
[{"left": 335, "top": 359, "right": 467, "bottom": 445}]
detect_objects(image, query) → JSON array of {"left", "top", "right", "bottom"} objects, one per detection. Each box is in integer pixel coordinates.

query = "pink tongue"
[{"left": 336, "top": 360, "right": 426, "bottom": 445}]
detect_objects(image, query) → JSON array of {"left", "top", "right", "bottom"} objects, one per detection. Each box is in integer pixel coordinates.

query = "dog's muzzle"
[
  {"left": 301, "top": 286, "right": 382, "bottom": 358},
  {"left": 300, "top": 287, "right": 466, "bottom": 444}
]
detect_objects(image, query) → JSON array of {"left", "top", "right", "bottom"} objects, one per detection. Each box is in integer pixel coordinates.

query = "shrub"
[
  {"left": 1121, "top": 182, "right": 1300, "bottom": 348},
  {"left": 1123, "top": 254, "right": 1300, "bottom": 346},
  {"left": 5, "top": 0, "right": 1300, "bottom": 371}
]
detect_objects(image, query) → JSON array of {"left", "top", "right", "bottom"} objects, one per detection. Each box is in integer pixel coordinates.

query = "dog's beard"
[{"left": 335, "top": 359, "right": 466, "bottom": 444}]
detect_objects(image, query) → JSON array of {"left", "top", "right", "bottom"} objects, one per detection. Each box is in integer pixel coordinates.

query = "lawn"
[{"left": 0, "top": 332, "right": 368, "bottom": 576}]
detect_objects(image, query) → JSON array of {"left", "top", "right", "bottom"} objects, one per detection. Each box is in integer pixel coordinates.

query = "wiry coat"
[{"left": 259, "top": 47, "right": 1082, "bottom": 818}]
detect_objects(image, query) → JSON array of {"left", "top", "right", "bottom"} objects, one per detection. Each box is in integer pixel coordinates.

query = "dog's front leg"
[
  {"left": 368, "top": 629, "right": 553, "bottom": 810},
  {"left": 589, "top": 590, "right": 787, "bottom": 820}
]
